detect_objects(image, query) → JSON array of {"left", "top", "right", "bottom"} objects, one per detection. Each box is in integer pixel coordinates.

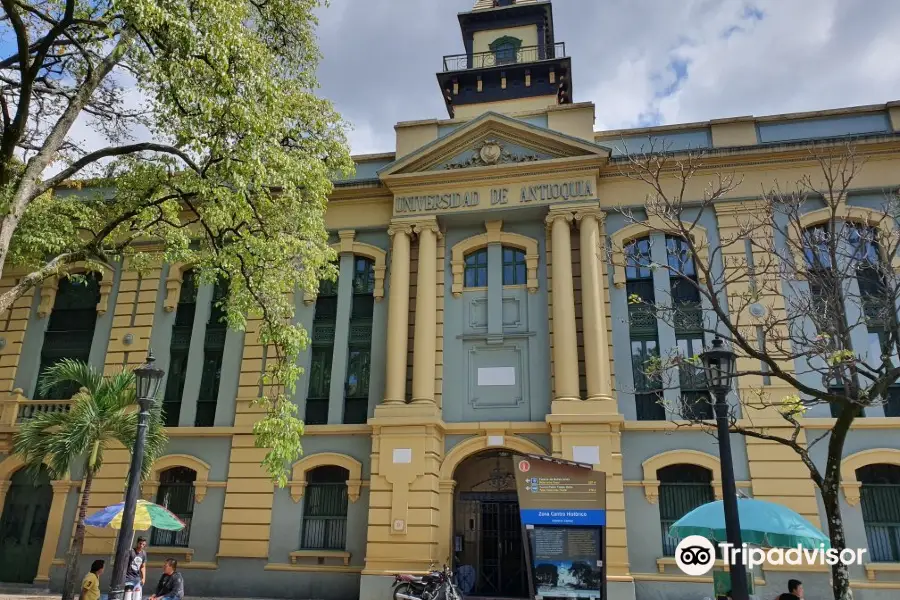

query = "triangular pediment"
[{"left": 380, "top": 112, "right": 610, "bottom": 178}]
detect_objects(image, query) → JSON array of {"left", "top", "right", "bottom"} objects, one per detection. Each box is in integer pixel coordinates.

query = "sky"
[{"left": 312, "top": 0, "right": 900, "bottom": 156}]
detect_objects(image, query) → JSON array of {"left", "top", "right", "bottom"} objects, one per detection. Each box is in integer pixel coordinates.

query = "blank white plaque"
[
  {"left": 392, "top": 448, "right": 412, "bottom": 464},
  {"left": 477, "top": 366, "right": 516, "bottom": 386},
  {"left": 573, "top": 445, "right": 600, "bottom": 466},
  {"left": 487, "top": 435, "right": 504, "bottom": 446}
]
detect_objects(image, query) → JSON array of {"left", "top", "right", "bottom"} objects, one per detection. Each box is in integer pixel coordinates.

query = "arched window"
[
  {"left": 345, "top": 257, "right": 375, "bottom": 424},
  {"left": 626, "top": 237, "right": 662, "bottom": 420},
  {"left": 464, "top": 249, "right": 488, "bottom": 288},
  {"left": 489, "top": 35, "right": 521, "bottom": 66},
  {"left": 307, "top": 273, "right": 338, "bottom": 425},
  {"left": 301, "top": 466, "right": 349, "bottom": 550},
  {"left": 162, "top": 270, "right": 198, "bottom": 427},
  {"left": 501, "top": 246, "right": 527, "bottom": 286},
  {"left": 35, "top": 274, "right": 101, "bottom": 400},
  {"left": 858, "top": 464, "right": 900, "bottom": 562},
  {"left": 151, "top": 467, "right": 196, "bottom": 548},
  {"left": 658, "top": 465, "right": 715, "bottom": 556}
]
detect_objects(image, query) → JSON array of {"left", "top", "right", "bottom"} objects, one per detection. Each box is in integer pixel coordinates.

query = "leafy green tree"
[
  {"left": 13, "top": 359, "right": 167, "bottom": 600},
  {"left": 0, "top": 0, "right": 352, "bottom": 482}
]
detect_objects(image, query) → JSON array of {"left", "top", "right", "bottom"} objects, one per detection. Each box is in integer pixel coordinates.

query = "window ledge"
[
  {"left": 290, "top": 550, "right": 351, "bottom": 566},
  {"left": 656, "top": 556, "right": 727, "bottom": 573},
  {"left": 147, "top": 547, "right": 194, "bottom": 563},
  {"left": 866, "top": 563, "right": 900, "bottom": 580}
]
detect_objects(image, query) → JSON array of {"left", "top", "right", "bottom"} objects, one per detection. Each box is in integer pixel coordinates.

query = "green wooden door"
[{"left": 0, "top": 467, "right": 53, "bottom": 583}]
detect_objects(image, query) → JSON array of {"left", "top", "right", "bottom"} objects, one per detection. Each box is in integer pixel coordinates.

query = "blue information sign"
[{"left": 520, "top": 508, "right": 607, "bottom": 526}]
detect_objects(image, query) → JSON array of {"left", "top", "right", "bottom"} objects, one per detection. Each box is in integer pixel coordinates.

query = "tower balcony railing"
[{"left": 442, "top": 42, "right": 566, "bottom": 72}]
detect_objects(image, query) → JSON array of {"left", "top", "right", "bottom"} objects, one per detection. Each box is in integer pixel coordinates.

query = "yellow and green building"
[{"left": 0, "top": 1, "right": 899, "bottom": 599}]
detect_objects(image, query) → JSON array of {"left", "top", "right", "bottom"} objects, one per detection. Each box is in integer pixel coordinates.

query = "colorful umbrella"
[
  {"left": 84, "top": 499, "right": 185, "bottom": 531},
  {"left": 668, "top": 498, "right": 830, "bottom": 549}
]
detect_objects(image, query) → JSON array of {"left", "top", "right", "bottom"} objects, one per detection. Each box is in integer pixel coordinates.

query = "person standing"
[
  {"left": 81, "top": 560, "right": 104, "bottom": 600},
  {"left": 149, "top": 559, "right": 184, "bottom": 600},
  {"left": 124, "top": 537, "right": 148, "bottom": 600}
]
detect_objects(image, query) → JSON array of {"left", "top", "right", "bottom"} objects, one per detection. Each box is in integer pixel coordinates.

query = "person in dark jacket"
[{"left": 149, "top": 559, "right": 184, "bottom": 600}]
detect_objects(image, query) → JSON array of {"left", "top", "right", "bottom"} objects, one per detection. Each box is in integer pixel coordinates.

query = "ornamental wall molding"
[
  {"left": 608, "top": 217, "right": 710, "bottom": 289},
  {"left": 840, "top": 448, "right": 900, "bottom": 507},
  {"left": 303, "top": 230, "right": 388, "bottom": 306},
  {"left": 641, "top": 449, "right": 723, "bottom": 504},
  {"left": 444, "top": 138, "right": 542, "bottom": 170},
  {"left": 38, "top": 264, "right": 115, "bottom": 319}
]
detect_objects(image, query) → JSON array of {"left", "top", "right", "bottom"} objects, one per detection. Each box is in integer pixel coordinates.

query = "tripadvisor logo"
[{"left": 674, "top": 536, "right": 867, "bottom": 576}]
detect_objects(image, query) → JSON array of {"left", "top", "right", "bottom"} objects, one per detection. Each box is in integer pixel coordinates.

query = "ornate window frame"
[
  {"left": 610, "top": 217, "right": 709, "bottom": 289},
  {"left": 163, "top": 263, "right": 197, "bottom": 313},
  {"left": 290, "top": 452, "right": 363, "bottom": 503},
  {"left": 303, "top": 230, "right": 387, "bottom": 306},
  {"left": 641, "top": 449, "right": 723, "bottom": 504},
  {"left": 789, "top": 205, "right": 900, "bottom": 277},
  {"left": 450, "top": 220, "right": 539, "bottom": 297},
  {"left": 142, "top": 454, "right": 212, "bottom": 503},
  {"left": 37, "top": 264, "right": 115, "bottom": 318},
  {"left": 840, "top": 448, "right": 900, "bottom": 507}
]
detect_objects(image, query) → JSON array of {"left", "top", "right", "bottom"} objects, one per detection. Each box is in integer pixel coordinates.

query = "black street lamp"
[
  {"left": 108, "top": 351, "right": 165, "bottom": 600},
  {"left": 699, "top": 337, "right": 749, "bottom": 600}
]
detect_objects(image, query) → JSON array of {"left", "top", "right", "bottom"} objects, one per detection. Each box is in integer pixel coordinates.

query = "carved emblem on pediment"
[{"left": 444, "top": 138, "right": 541, "bottom": 170}]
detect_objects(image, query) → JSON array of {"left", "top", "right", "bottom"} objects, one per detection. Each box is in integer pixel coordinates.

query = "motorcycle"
[{"left": 392, "top": 563, "right": 461, "bottom": 600}]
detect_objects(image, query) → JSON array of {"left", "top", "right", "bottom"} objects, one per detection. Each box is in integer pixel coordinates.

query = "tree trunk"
[
  {"left": 61, "top": 469, "right": 93, "bottom": 600},
  {"left": 822, "top": 482, "right": 853, "bottom": 600}
]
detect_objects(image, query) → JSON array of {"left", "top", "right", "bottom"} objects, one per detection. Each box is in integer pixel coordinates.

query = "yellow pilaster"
[
  {"left": 575, "top": 207, "right": 615, "bottom": 409},
  {"left": 362, "top": 420, "right": 444, "bottom": 575},
  {"left": 546, "top": 207, "right": 579, "bottom": 402},
  {"left": 384, "top": 222, "right": 413, "bottom": 404},
  {"left": 411, "top": 218, "right": 440, "bottom": 405},
  {"left": 35, "top": 480, "right": 71, "bottom": 583},
  {"left": 548, "top": 417, "right": 631, "bottom": 580}
]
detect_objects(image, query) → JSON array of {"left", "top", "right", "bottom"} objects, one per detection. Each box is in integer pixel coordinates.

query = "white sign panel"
[
  {"left": 477, "top": 366, "right": 516, "bottom": 386},
  {"left": 487, "top": 435, "right": 504, "bottom": 446},
  {"left": 573, "top": 445, "right": 600, "bottom": 466},
  {"left": 392, "top": 448, "right": 412, "bottom": 464}
]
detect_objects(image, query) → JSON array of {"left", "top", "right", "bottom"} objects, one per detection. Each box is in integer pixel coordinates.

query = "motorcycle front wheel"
[{"left": 393, "top": 583, "right": 415, "bottom": 600}]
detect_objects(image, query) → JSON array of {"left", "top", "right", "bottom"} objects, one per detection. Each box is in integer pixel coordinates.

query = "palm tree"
[{"left": 13, "top": 359, "right": 167, "bottom": 600}]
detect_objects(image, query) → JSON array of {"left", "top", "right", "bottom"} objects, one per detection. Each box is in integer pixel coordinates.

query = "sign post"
[{"left": 514, "top": 454, "right": 607, "bottom": 600}]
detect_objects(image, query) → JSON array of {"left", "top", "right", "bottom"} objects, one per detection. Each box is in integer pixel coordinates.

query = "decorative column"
[
  {"left": 383, "top": 222, "right": 413, "bottom": 404},
  {"left": 35, "top": 480, "right": 71, "bottom": 583},
  {"left": 411, "top": 218, "right": 441, "bottom": 405},
  {"left": 575, "top": 207, "right": 614, "bottom": 404},
  {"left": 546, "top": 208, "right": 580, "bottom": 402}
]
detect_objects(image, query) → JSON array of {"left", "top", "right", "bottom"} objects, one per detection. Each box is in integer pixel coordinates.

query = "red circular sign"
[{"left": 518, "top": 460, "right": 531, "bottom": 473}]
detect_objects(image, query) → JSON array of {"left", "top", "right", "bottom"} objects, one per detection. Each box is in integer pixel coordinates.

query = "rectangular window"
[
  {"left": 307, "top": 276, "right": 338, "bottom": 425},
  {"left": 162, "top": 270, "right": 198, "bottom": 426},
  {"left": 632, "top": 339, "right": 665, "bottom": 420},
  {"left": 344, "top": 257, "right": 375, "bottom": 424},
  {"left": 676, "top": 337, "right": 712, "bottom": 420},
  {"left": 195, "top": 280, "right": 227, "bottom": 427}
]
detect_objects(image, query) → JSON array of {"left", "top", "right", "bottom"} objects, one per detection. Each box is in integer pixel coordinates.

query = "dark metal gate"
[
  {"left": 454, "top": 492, "right": 527, "bottom": 598},
  {"left": 0, "top": 468, "right": 52, "bottom": 583}
]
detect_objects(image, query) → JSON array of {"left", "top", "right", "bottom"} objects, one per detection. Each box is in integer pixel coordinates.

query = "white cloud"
[{"left": 314, "top": 0, "right": 900, "bottom": 154}]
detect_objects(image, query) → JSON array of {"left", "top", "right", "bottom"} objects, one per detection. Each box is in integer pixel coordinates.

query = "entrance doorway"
[
  {"left": 0, "top": 466, "right": 52, "bottom": 583},
  {"left": 452, "top": 450, "right": 527, "bottom": 599}
]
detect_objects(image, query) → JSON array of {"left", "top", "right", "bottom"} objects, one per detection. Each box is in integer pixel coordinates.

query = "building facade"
[{"left": 0, "top": 1, "right": 899, "bottom": 599}]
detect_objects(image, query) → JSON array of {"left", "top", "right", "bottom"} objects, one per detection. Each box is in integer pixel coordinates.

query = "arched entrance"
[
  {"left": 452, "top": 450, "right": 528, "bottom": 599},
  {"left": 0, "top": 465, "right": 53, "bottom": 583}
]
